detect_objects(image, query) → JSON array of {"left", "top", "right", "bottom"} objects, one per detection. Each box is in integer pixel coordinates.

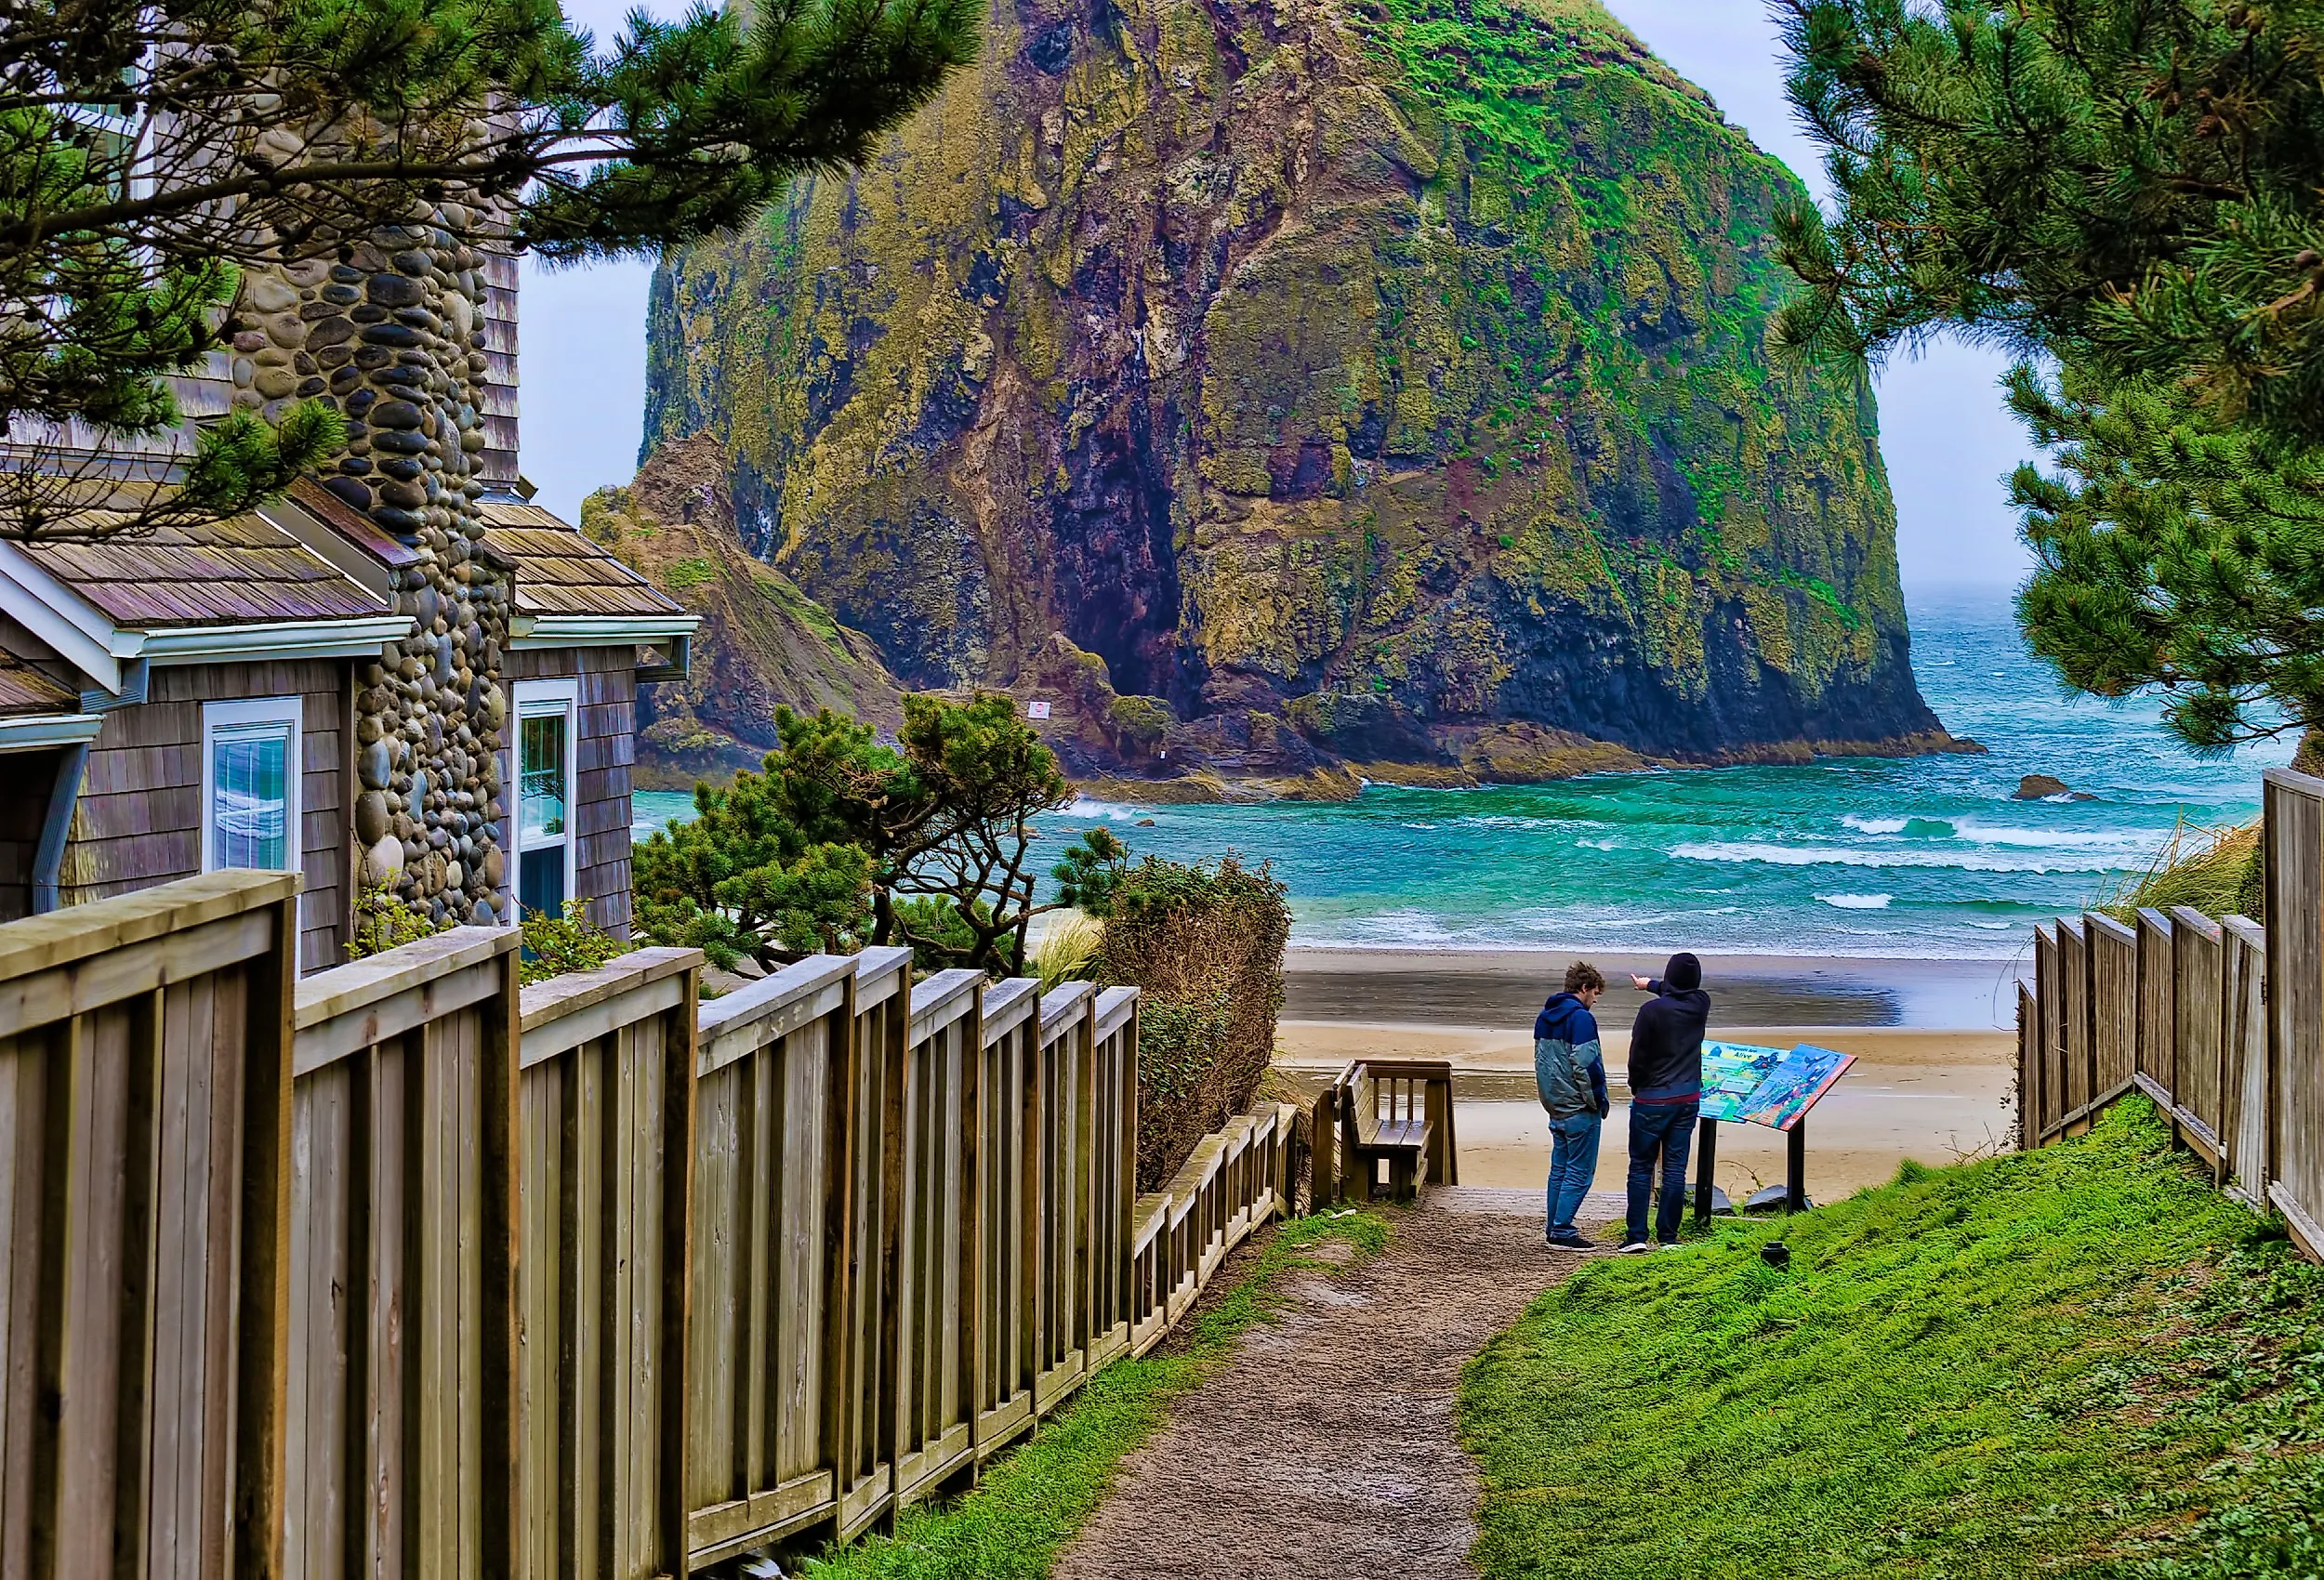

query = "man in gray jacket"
[{"left": 1535, "top": 962, "right": 1611, "bottom": 1249}]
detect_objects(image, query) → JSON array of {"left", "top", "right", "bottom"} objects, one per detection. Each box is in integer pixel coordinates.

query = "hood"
[{"left": 1535, "top": 992, "right": 1592, "bottom": 1043}]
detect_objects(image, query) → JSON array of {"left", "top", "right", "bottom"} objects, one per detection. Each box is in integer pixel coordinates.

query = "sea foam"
[{"left": 1669, "top": 840, "right": 2110, "bottom": 875}]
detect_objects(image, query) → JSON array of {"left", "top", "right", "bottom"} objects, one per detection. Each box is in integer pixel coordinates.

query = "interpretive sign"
[{"left": 1697, "top": 1040, "right": 1856, "bottom": 1131}]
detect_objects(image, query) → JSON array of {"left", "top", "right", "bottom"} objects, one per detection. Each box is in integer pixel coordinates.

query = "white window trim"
[
  {"left": 511, "top": 679, "right": 580, "bottom": 917},
  {"left": 201, "top": 695, "right": 304, "bottom": 876}
]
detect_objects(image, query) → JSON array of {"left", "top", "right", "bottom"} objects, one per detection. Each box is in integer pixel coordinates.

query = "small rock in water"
[
  {"left": 2013, "top": 773, "right": 2093, "bottom": 801},
  {"left": 1137, "top": 817, "right": 1157, "bottom": 827}
]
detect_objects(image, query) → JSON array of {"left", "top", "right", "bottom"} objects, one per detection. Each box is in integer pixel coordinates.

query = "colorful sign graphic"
[{"left": 1697, "top": 1040, "right": 1856, "bottom": 1132}]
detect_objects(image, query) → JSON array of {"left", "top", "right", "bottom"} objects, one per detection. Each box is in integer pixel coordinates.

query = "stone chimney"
[{"left": 231, "top": 200, "right": 518, "bottom": 928}]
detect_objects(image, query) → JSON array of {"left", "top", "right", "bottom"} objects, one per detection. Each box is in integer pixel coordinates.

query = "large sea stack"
[{"left": 639, "top": 0, "right": 1960, "bottom": 791}]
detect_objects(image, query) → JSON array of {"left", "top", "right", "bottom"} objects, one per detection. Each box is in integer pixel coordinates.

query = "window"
[
  {"left": 512, "top": 681, "right": 578, "bottom": 919},
  {"left": 202, "top": 697, "right": 303, "bottom": 874}
]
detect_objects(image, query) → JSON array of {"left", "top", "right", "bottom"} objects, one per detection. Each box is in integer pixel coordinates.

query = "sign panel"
[
  {"left": 1026, "top": 700, "right": 1052, "bottom": 719},
  {"left": 1700, "top": 1041, "right": 1789, "bottom": 1124},
  {"left": 1696, "top": 1040, "right": 1856, "bottom": 1132}
]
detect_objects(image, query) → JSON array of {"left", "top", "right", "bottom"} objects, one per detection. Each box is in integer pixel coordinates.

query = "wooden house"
[{"left": 0, "top": 479, "right": 692, "bottom": 969}]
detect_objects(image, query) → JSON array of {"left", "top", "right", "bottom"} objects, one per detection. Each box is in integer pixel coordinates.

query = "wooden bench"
[{"left": 1340, "top": 1062, "right": 1434, "bottom": 1202}]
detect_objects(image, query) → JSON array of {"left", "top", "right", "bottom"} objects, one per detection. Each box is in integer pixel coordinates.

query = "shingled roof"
[
  {"left": 19, "top": 509, "right": 390, "bottom": 628},
  {"left": 0, "top": 645, "right": 77, "bottom": 718},
  {"left": 477, "top": 499, "right": 685, "bottom": 622}
]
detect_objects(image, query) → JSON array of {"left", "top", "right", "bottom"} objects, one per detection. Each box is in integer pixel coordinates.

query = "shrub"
[
  {"left": 520, "top": 900, "right": 628, "bottom": 986},
  {"left": 634, "top": 695, "right": 1069, "bottom": 976},
  {"left": 1096, "top": 855, "right": 1290, "bottom": 1191},
  {"left": 2100, "top": 817, "right": 2263, "bottom": 923},
  {"left": 1031, "top": 912, "right": 1103, "bottom": 993},
  {"left": 346, "top": 881, "right": 447, "bottom": 960}
]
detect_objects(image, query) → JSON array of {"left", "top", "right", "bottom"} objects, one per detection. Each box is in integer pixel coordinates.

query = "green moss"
[
  {"left": 643, "top": 0, "right": 1926, "bottom": 744},
  {"left": 664, "top": 556, "right": 716, "bottom": 590}
]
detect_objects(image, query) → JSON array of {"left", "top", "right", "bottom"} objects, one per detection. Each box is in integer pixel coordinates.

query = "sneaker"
[
  {"left": 1656, "top": 1241, "right": 1684, "bottom": 1252},
  {"left": 1617, "top": 1238, "right": 1652, "bottom": 1255},
  {"left": 1547, "top": 1231, "right": 1593, "bottom": 1250}
]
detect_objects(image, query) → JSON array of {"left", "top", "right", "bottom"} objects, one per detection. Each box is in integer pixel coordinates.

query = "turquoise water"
[{"left": 632, "top": 591, "right": 2291, "bottom": 959}]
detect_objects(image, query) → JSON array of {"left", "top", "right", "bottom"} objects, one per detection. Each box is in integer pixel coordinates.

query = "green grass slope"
[{"left": 1460, "top": 1102, "right": 2324, "bottom": 1579}]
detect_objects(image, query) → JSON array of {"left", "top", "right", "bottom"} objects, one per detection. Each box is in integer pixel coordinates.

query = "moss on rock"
[{"left": 644, "top": 0, "right": 1952, "bottom": 772}]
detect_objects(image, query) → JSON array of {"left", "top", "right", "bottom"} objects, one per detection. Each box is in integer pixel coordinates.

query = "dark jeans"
[{"left": 1626, "top": 1099, "right": 1700, "bottom": 1244}]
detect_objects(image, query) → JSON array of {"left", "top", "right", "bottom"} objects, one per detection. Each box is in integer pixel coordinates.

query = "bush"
[
  {"left": 1096, "top": 855, "right": 1290, "bottom": 1191},
  {"left": 1030, "top": 912, "right": 1102, "bottom": 993},
  {"left": 346, "top": 881, "right": 448, "bottom": 960},
  {"left": 2101, "top": 817, "right": 2264, "bottom": 923},
  {"left": 519, "top": 900, "right": 628, "bottom": 986}
]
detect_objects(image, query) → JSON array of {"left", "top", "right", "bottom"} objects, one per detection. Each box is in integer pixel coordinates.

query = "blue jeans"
[
  {"left": 1545, "top": 1112, "right": 1602, "bottom": 1237},
  {"left": 1626, "top": 1099, "right": 1700, "bottom": 1244}
]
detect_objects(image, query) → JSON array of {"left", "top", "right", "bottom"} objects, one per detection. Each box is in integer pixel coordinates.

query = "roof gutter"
[
  {"left": 128, "top": 615, "right": 414, "bottom": 666},
  {"left": 0, "top": 712, "right": 108, "bottom": 752},
  {"left": 508, "top": 612, "right": 702, "bottom": 650}
]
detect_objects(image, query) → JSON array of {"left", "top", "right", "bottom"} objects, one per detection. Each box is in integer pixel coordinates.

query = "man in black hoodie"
[{"left": 1619, "top": 952, "right": 1710, "bottom": 1252}]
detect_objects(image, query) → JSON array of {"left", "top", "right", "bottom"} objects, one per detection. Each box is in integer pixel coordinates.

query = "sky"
[{"left": 521, "top": 0, "right": 2035, "bottom": 593}]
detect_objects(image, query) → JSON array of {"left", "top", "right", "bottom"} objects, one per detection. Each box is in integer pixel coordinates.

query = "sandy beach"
[
  {"left": 1275, "top": 948, "right": 2021, "bottom": 1207},
  {"left": 1287, "top": 947, "right": 2028, "bottom": 1031}
]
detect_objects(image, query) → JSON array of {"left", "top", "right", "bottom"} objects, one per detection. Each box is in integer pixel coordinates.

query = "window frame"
[
  {"left": 200, "top": 695, "right": 304, "bottom": 876},
  {"left": 510, "top": 678, "right": 581, "bottom": 919}
]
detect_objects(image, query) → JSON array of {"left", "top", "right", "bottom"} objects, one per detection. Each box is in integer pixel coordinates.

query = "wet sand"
[
  {"left": 1275, "top": 949, "right": 2022, "bottom": 1206},
  {"left": 1287, "top": 947, "right": 2027, "bottom": 1031}
]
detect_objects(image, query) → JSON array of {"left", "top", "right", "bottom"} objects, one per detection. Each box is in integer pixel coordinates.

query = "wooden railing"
[
  {"left": 2020, "top": 766, "right": 2324, "bottom": 1264},
  {"left": 0, "top": 872, "right": 1299, "bottom": 1578}
]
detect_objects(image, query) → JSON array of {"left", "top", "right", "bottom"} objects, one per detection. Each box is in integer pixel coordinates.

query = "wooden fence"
[
  {"left": 0, "top": 872, "right": 1299, "bottom": 1579},
  {"left": 2020, "top": 766, "right": 2324, "bottom": 1264}
]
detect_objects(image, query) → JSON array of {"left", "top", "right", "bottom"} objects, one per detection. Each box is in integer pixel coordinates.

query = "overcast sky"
[{"left": 521, "top": 0, "right": 2033, "bottom": 593}]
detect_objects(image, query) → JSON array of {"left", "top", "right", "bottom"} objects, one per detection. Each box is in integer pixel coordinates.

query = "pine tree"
[
  {"left": 1774, "top": 0, "right": 2324, "bottom": 748},
  {"left": 0, "top": 0, "right": 978, "bottom": 534}
]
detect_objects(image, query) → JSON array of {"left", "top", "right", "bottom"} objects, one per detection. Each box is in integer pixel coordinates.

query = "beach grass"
[
  {"left": 1459, "top": 1099, "right": 2324, "bottom": 1579},
  {"left": 792, "top": 1208, "right": 1390, "bottom": 1579}
]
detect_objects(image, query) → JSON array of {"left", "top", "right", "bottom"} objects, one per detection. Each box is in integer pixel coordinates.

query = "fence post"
[
  {"left": 1310, "top": 1085, "right": 1338, "bottom": 1205},
  {"left": 233, "top": 885, "right": 300, "bottom": 1580},
  {"left": 2016, "top": 983, "right": 2035, "bottom": 1151},
  {"left": 819, "top": 960, "right": 861, "bottom": 1536},
  {"left": 2265, "top": 769, "right": 2324, "bottom": 1260},
  {"left": 2137, "top": 908, "right": 2178, "bottom": 1145},
  {"left": 480, "top": 940, "right": 522, "bottom": 1576}
]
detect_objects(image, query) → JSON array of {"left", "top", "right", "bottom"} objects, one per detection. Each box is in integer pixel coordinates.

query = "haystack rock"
[{"left": 639, "top": 0, "right": 1966, "bottom": 790}]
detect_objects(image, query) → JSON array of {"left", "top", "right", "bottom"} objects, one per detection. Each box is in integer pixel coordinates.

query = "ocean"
[{"left": 632, "top": 590, "right": 2291, "bottom": 960}]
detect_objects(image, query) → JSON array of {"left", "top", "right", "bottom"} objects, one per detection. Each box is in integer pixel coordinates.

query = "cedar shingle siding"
[
  {"left": 60, "top": 660, "right": 351, "bottom": 971},
  {"left": 512, "top": 645, "right": 637, "bottom": 938}
]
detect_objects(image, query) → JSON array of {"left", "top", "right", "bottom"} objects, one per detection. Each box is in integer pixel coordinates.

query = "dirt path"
[{"left": 1054, "top": 1186, "right": 1620, "bottom": 1580}]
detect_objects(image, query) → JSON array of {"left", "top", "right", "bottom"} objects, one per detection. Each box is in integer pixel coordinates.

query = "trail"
[{"left": 1054, "top": 1186, "right": 1620, "bottom": 1580}]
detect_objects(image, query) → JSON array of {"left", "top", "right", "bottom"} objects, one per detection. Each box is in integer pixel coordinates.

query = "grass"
[
  {"left": 2096, "top": 819, "right": 2263, "bottom": 924},
  {"left": 1460, "top": 1101, "right": 2324, "bottom": 1579},
  {"left": 796, "top": 1209, "right": 1391, "bottom": 1579}
]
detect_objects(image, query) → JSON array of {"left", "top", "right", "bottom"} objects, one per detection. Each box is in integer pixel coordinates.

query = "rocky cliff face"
[
  {"left": 579, "top": 435, "right": 903, "bottom": 788},
  {"left": 642, "top": 0, "right": 1958, "bottom": 782}
]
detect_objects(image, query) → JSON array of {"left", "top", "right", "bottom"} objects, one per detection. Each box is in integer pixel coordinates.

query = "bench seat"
[{"left": 1349, "top": 1111, "right": 1432, "bottom": 1203}]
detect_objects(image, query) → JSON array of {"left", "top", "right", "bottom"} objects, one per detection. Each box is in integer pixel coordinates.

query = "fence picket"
[
  {"left": 0, "top": 877, "right": 1301, "bottom": 1573},
  {"left": 2002, "top": 770, "right": 2324, "bottom": 1266}
]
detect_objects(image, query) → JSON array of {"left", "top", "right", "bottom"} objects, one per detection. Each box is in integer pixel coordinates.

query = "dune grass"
[
  {"left": 794, "top": 1209, "right": 1389, "bottom": 1579},
  {"left": 2098, "top": 818, "right": 2263, "bottom": 923},
  {"left": 1459, "top": 1101, "right": 2324, "bottom": 1579}
]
